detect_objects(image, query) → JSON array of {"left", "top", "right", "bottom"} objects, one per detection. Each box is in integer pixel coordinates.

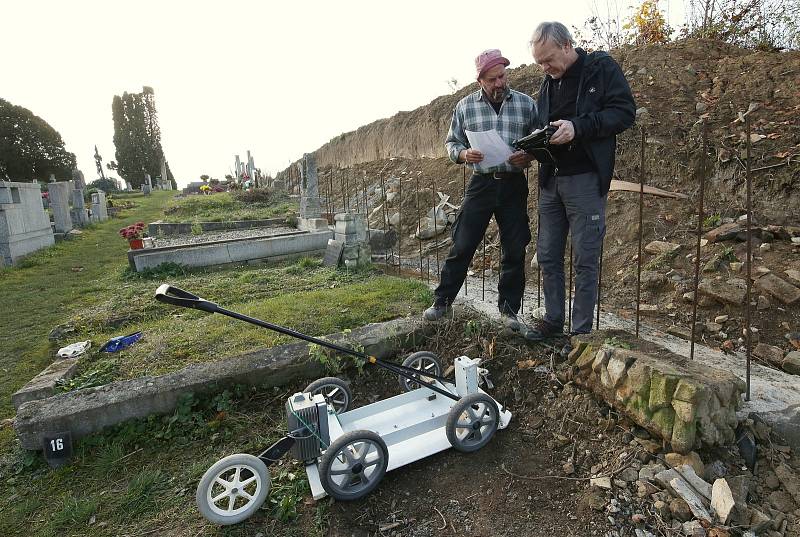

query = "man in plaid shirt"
[{"left": 424, "top": 49, "right": 536, "bottom": 334}]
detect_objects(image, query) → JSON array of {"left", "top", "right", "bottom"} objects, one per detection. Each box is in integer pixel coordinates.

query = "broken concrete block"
[
  {"left": 665, "top": 451, "right": 704, "bottom": 477},
  {"left": 785, "top": 268, "right": 800, "bottom": 288},
  {"left": 670, "top": 477, "right": 712, "bottom": 522},
  {"left": 655, "top": 464, "right": 712, "bottom": 500},
  {"left": 645, "top": 240, "right": 681, "bottom": 255},
  {"left": 592, "top": 349, "right": 610, "bottom": 373},
  {"left": 575, "top": 345, "right": 597, "bottom": 369},
  {"left": 697, "top": 278, "right": 746, "bottom": 305},
  {"left": 11, "top": 357, "right": 80, "bottom": 410},
  {"left": 783, "top": 351, "right": 800, "bottom": 375},
  {"left": 682, "top": 520, "right": 706, "bottom": 536},
  {"left": 704, "top": 222, "right": 741, "bottom": 242},
  {"left": 748, "top": 507, "right": 771, "bottom": 532},
  {"left": 711, "top": 478, "right": 736, "bottom": 524},
  {"left": 754, "top": 273, "right": 800, "bottom": 305},
  {"left": 590, "top": 476, "right": 612, "bottom": 489},
  {"left": 752, "top": 343, "right": 785, "bottom": 367}
]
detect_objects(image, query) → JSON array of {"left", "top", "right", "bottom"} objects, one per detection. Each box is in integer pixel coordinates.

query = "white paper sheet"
[{"left": 465, "top": 129, "right": 514, "bottom": 169}]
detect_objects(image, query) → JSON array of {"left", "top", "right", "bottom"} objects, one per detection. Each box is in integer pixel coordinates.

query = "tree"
[
  {"left": 0, "top": 98, "right": 76, "bottom": 181},
  {"left": 626, "top": 0, "right": 670, "bottom": 44},
  {"left": 111, "top": 87, "right": 168, "bottom": 188},
  {"left": 200, "top": 175, "right": 209, "bottom": 182},
  {"left": 684, "top": 0, "right": 799, "bottom": 49}
]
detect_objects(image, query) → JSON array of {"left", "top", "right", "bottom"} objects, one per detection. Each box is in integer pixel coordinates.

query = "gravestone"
[
  {"left": 0, "top": 182, "right": 55, "bottom": 265},
  {"left": 334, "top": 213, "right": 371, "bottom": 268},
  {"left": 71, "top": 169, "right": 86, "bottom": 190},
  {"left": 48, "top": 181, "right": 73, "bottom": 233},
  {"left": 90, "top": 191, "right": 108, "bottom": 221},
  {"left": 299, "top": 153, "right": 328, "bottom": 231},
  {"left": 70, "top": 189, "right": 90, "bottom": 227}
]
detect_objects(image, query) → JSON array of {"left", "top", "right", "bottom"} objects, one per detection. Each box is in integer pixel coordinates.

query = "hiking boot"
[
  {"left": 524, "top": 318, "right": 564, "bottom": 342},
  {"left": 500, "top": 311, "right": 523, "bottom": 332},
  {"left": 423, "top": 302, "right": 452, "bottom": 321}
]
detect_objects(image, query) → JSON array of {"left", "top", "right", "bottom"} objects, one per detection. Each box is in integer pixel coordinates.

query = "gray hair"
[{"left": 530, "top": 21, "right": 575, "bottom": 48}]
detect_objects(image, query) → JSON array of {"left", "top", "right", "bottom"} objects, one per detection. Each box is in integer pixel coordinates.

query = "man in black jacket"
[{"left": 525, "top": 21, "right": 635, "bottom": 340}]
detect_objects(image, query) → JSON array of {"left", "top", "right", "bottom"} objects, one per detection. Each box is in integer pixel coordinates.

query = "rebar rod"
[
  {"left": 635, "top": 128, "right": 646, "bottom": 337},
  {"left": 745, "top": 114, "right": 753, "bottom": 401},
  {"left": 415, "top": 173, "right": 423, "bottom": 280},
  {"left": 690, "top": 122, "right": 707, "bottom": 361}
]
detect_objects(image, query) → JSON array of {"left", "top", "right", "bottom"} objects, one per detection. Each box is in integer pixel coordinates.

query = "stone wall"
[{"left": 568, "top": 331, "right": 746, "bottom": 454}]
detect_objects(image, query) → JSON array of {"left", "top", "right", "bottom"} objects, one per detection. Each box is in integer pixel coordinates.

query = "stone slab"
[
  {"left": 129, "top": 230, "right": 333, "bottom": 271},
  {"left": 323, "top": 239, "right": 344, "bottom": 266},
  {"left": 698, "top": 278, "right": 746, "bottom": 305},
  {"left": 14, "top": 317, "right": 434, "bottom": 450},
  {"left": 644, "top": 241, "right": 681, "bottom": 255},
  {"left": 754, "top": 273, "right": 800, "bottom": 305},
  {"left": 704, "top": 222, "right": 741, "bottom": 242},
  {"left": 12, "top": 358, "right": 80, "bottom": 409}
]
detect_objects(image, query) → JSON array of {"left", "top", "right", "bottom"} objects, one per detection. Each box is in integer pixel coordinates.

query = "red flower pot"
[{"left": 129, "top": 238, "right": 144, "bottom": 250}]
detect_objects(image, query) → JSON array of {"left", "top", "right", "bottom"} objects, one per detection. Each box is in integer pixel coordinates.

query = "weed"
[
  {"left": 56, "top": 359, "right": 117, "bottom": 392},
  {"left": 191, "top": 222, "right": 203, "bottom": 235},
  {"left": 121, "top": 261, "right": 189, "bottom": 280},
  {"left": 703, "top": 214, "right": 722, "bottom": 229},
  {"left": 313, "top": 501, "right": 330, "bottom": 537},
  {"left": 268, "top": 466, "right": 309, "bottom": 523},
  {"left": 720, "top": 245, "right": 737, "bottom": 262},
  {"left": 297, "top": 256, "right": 322, "bottom": 270},
  {"left": 309, "top": 342, "right": 341, "bottom": 373},
  {"left": 604, "top": 336, "right": 633, "bottom": 349},
  {"left": 464, "top": 319, "right": 482, "bottom": 339}
]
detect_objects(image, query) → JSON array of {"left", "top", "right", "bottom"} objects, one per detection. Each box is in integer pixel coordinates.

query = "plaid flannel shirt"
[{"left": 445, "top": 88, "right": 537, "bottom": 174}]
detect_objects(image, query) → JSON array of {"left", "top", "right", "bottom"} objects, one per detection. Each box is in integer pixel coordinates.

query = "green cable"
[{"left": 289, "top": 407, "right": 330, "bottom": 449}]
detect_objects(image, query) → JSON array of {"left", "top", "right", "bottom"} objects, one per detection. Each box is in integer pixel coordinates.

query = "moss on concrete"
[{"left": 649, "top": 370, "right": 679, "bottom": 411}]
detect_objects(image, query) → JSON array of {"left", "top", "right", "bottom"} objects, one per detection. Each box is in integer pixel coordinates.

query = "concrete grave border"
[
  {"left": 148, "top": 217, "right": 295, "bottom": 237},
  {"left": 14, "top": 317, "right": 435, "bottom": 450},
  {"left": 128, "top": 229, "right": 332, "bottom": 271}
]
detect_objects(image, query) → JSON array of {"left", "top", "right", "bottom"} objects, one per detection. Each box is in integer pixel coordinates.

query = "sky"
[{"left": 2, "top": 0, "right": 684, "bottom": 187}]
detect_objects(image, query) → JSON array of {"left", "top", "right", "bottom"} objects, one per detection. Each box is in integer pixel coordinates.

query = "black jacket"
[{"left": 536, "top": 49, "right": 636, "bottom": 195}]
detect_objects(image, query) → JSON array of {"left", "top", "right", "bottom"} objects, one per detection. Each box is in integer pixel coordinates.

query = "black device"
[{"left": 512, "top": 126, "right": 557, "bottom": 164}]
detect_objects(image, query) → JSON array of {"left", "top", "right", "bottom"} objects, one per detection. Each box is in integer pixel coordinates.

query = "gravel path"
[{"left": 151, "top": 226, "right": 302, "bottom": 248}]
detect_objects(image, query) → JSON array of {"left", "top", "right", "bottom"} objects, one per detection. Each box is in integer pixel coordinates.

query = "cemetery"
[{"left": 1, "top": 10, "right": 800, "bottom": 537}]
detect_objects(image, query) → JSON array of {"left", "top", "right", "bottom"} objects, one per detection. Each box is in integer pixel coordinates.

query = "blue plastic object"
[{"left": 99, "top": 331, "right": 143, "bottom": 353}]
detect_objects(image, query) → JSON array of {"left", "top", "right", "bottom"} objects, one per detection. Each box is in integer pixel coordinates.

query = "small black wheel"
[
  {"left": 196, "top": 453, "right": 270, "bottom": 525},
  {"left": 319, "top": 430, "right": 389, "bottom": 501},
  {"left": 398, "top": 351, "right": 443, "bottom": 392},
  {"left": 304, "top": 377, "right": 352, "bottom": 414},
  {"left": 446, "top": 393, "right": 499, "bottom": 453}
]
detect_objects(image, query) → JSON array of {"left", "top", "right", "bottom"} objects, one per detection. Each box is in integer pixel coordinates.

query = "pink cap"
[{"left": 475, "top": 49, "right": 510, "bottom": 79}]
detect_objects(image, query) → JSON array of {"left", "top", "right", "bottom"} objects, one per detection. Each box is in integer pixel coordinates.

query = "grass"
[
  {"left": 161, "top": 192, "right": 297, "bottom": 223},
  {"left": 0, "top": 189, "right": 431, "bottom": 536}
]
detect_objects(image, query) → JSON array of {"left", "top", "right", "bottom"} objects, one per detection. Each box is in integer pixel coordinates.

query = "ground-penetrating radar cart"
[{"left": 155, "top": 284, "right": 512, "bottom": 525}]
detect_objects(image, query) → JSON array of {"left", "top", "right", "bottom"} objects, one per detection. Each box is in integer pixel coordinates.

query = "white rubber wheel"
[
  {"left": 398, "top": 351, "right": 443, "bottom": 392},
  {"left": 446, "top": 393, "right": 499, "bottom": 453},
  {"left": 304, "top": 377, "right": 352, "bottom": 414},
  {"left": 196, "top": 453, "right": 270, "bottom": 525},
  {"left": 319, "top": 430, "right": 389, "bottom": 501}
]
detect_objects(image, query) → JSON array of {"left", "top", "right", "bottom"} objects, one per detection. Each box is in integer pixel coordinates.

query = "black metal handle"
[{"left": 154, "top": 284, "right": 218, "bottom": 313}]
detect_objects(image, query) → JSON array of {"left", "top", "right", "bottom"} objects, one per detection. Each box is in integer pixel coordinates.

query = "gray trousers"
[{"left": 537, "top": 172, "right": 606, "bottom": 334}]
